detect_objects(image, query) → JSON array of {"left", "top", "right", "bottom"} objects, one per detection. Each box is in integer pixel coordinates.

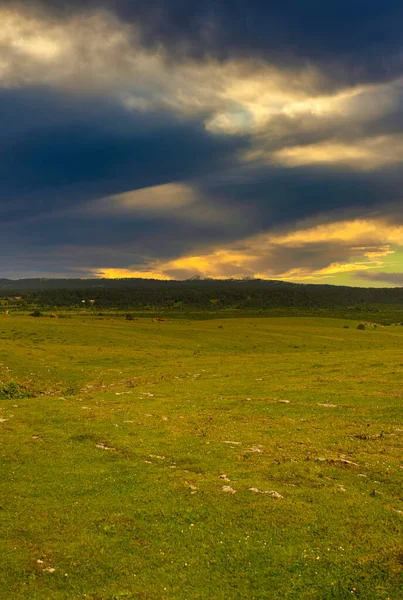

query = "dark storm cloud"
[
  {"left": 2, "top": 83, "right": 403, "bottom": 276},
  {"left": 0, "top": 88, "right": 247, "bottom": 222},
  {"left": 0, "top": 212, "right": 252, "bottom": 278},
  {"left": 2, "top": 0, "right": 403, "bottom": 280},
  {"left": 355, "top": 271, "right": 403, "bottom": 285},
  {"left": 9, "top": 211, "right": 246, "bottom": 253},
  {"left": 198, "top": 163, "right": 403, "bottom": 232},
  {"left": 14, "top": 0, "right": 403, "bottom": 86}
]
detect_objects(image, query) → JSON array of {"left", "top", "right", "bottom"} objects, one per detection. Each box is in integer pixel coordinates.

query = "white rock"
[
  {"left": 248, "top": 488, "right": 283, "bottom": 498},
  {"left": 222, "top": 486, "right": 236, "bottom": 494}
]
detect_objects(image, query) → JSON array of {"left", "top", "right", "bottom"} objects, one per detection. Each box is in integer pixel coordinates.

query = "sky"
[{"left": 2, "top": 1, "right": 403, "bottom": 285}]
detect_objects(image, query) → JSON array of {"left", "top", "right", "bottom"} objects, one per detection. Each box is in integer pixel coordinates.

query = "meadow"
[{"left": 0, "top": 314, "right": 402, "bottom": 599}]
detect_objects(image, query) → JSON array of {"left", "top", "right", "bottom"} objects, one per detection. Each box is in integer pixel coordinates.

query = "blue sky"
[{"left": 2, "top": 0, "right": 403, "bottom": 284}]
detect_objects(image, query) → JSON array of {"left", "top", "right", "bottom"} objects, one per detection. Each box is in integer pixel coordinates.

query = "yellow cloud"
[
  {"left": 92, "top": 217, "right": 403, "bottom": 281},
  {"left": 12, "top": 36, "right": 62, "bottom": 60},
  {"left": 98, "top": 184, "right": 196, "bottom": 213},
  {"left": 82, "top": 182, "right": 235, "bottom": 224},
  {"left": 0, "top": 7, "right": 142, "bottom": 89},
  {"left": 0, "top": 10, "right": 66, "bottom": 60},
  {"left": 304, "top": 260, "right": 384, "bottom": 276},
  {"left": 273, "top": 142, "right": 374, "bottom": 167},
  {"left": 94, "top": 268, "right": 172, "bottom": 280},
  {"left": 261, "top": 135, "right": 403, "bottom": 171},
  {"left": 270, "top": 218, "right": 403, "bottom": 245},
  {"left": 274, "top": 260, "right": 386, "bottom": 282}
]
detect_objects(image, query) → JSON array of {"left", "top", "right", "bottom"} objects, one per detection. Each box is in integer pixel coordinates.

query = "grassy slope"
[{"left": 0, "top": 316, "right": 402, "bottom": 599}]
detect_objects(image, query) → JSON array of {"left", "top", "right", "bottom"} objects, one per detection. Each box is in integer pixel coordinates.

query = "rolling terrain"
[{"left": 0, "top": 315, "right": 402, "bottom": 599}]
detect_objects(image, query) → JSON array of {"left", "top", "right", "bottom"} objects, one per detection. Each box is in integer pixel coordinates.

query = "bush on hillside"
[{"left": 0, "top": 382, "right": 33, "bottom": 400}]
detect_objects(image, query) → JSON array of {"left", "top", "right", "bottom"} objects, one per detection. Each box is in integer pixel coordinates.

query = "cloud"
[
  {"left": 0, "top": 86, "right": 247, "bottom": 224},
  {"left": 0, "top": 2, "right": 336, "bottom": 144},
  {"left": 2, "top": 3, "right": 403, "bottom": 176},
  {"left": 355, "top": 271, "right": 403, "bottom": 286},
  {"left": 91, "top": 183, "right": 197, "bottom": 213},
  {"left": 0, "top": 6, "right": 137, "bottom": 90},
  {"left": 267, "top": 135, "right": 403, "bottom": 171},
  {"left": 82, "top": 182, "right": 239, "bottom": 225},
  {"left": 17, "top": 1, "right": 403, "bottom": 85},
  {"left": 2, "top": 1, "right": 403, "bottom": 282},
  {"left": 4, "top": 3, "right": 402, "bottom": 139},
  {"left": 88, "top": 217, "right": 401, "bottom": 281}
]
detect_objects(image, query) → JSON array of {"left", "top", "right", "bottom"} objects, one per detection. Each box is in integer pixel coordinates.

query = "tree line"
[{"left": 2, "top": 278, "right": 403, "bottom": 311}]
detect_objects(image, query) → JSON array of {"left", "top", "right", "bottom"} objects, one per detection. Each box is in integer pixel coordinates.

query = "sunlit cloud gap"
[{"left": 92, "top": 218, "right": 402, "bottom": 282}]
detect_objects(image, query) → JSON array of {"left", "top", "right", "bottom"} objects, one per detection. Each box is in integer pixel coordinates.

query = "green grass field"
[{"left": 0, "top": 315, "right": 402, "bottom": 599}]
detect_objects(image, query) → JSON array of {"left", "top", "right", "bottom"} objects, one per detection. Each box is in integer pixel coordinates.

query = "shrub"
[
  {"left": 30, "top": 310, "right": 43, "bottom": 317},
  {"left": 125, "top": 314, "right": 134, "bottom": 321},
  {"left": 64, "top": 384, "right": 80, "bottom": 396},
  {"left": 0, "top": 382, "right": 33, "bottom": 400},
  {"left": 357, "top": 323, "right": 366, "bottom": 330}
]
